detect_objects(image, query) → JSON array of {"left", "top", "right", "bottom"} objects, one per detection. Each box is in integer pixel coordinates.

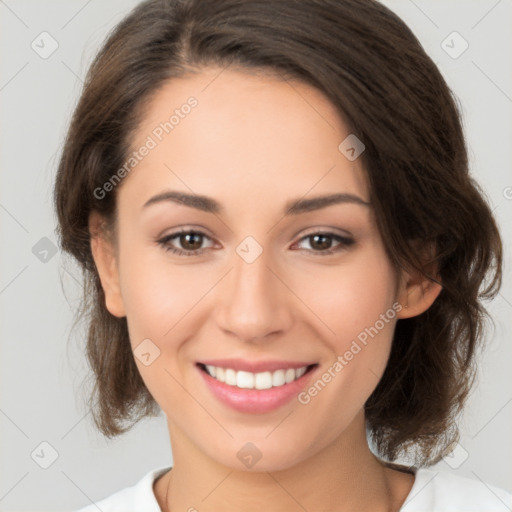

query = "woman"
[{"left": 54, "top": 0, "right": 511, "bottom": 510}]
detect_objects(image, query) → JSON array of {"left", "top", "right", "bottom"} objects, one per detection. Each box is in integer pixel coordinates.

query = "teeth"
[
  {"left": 203, "top": 364, "right": 310, "bottom": 389},
  {"left": 225, "top": 368, "right": 236, "bottom": 386},
  {"left": 236, "top": 371, "right": 254, "bottom": 389},
  {"left": 272, "top": 370, "right": 285, "bottom": 387},
  {"left": 295, "top": 366, "right": 307, "bottom": 378},
  {"left": 255, "top": 371, "right": 272, "bottom": 390},
  {"left": 285, "top": 368, "right": 295, "bottom": 383}
]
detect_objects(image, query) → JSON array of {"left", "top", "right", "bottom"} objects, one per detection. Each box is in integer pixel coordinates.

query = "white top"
[{"left": 75, "top": 465, "right": 512, "bottom": 511}]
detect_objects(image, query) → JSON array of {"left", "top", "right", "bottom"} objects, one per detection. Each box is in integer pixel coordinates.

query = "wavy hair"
[{"left": 53, "top": 0, "right": 502, "bottom": 466}]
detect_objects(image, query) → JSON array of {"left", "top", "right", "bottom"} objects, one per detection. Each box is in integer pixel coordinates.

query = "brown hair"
[{"left": 54, "top": 0, "right": 502, "bottom": 466}]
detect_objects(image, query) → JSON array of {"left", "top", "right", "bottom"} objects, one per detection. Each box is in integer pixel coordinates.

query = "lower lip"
[{"left": 197, "top": 365, "right": 317, "bottom": 414}]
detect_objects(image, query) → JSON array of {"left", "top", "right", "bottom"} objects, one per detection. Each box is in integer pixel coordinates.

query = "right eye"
[{"left": 157, "top": 229, "right": 215, "bottom": 256}]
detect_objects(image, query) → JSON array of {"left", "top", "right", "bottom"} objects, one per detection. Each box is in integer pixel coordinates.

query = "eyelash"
[{"left": 156, "top": 229, "right": 355, "bottom": 257}]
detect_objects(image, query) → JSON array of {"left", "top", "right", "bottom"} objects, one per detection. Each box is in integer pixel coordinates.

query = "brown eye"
[
  {"left": 179, "top": 232, "right": 204, "bottom": 251},
  {"left": 157, "top": 230, "right": 214, "bottom": 256},
  {"left": 309, "top": 234, "right": 333, "bottom": 251},
  {"left": 294, "top": 231, "right": 355, "bottom": 256}
]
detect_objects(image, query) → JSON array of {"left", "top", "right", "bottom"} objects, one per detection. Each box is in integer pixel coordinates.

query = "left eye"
[
  {"left": 292, "top": 232, "right": 354, "bottom": 254},
  {"left": 156, "top": 230, "right": 354, "bottom": 257}
]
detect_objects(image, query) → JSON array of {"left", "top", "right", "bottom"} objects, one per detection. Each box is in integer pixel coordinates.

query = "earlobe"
[{"left": 89, "top": 211, "right": 126, "bottom": 318}]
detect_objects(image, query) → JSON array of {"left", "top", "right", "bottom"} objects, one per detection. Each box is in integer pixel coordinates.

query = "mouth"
[
  {"left": 196, "top": 362, "right": 318, "bottom": 390},
  {"left": 196, "top": 360, "right": 319, "bottom": 413}
]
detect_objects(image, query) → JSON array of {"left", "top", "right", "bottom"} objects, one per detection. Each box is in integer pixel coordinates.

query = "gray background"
[{"left": 0, "top": 0, "right": 511, "bottom": 510}]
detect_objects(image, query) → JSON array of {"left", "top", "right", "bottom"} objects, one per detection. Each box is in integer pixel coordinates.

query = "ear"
[
  {"left": 89, "top": 211, "right": 126, "bottom": 318},
  {"left": 396, "top": 258, "right": 442, "bottom": 320}
]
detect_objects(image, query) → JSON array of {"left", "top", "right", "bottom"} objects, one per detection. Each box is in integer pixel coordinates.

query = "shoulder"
[
  {"left": 400, "top": 468, "right": 512, "bottom": 512},
  {"left": 75, "top": 466, "right": 171, "bottom": 512}
]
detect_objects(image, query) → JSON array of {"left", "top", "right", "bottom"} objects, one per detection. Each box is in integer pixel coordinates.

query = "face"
[{"left": 92, "top": 67, "right": 417, "bottom": 472}]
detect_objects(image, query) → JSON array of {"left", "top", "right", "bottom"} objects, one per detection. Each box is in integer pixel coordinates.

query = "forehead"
[{"left": 121, "top": 67, "right": 369, "bottom": 212}]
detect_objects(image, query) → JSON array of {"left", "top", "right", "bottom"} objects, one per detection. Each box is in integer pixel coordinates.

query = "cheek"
[
  {"left": 296, "top": 245, "right": 398, "bottom": 349},
  {"left": 295, "top": 246, "right": 398, "bottom": 403},
  {"left": 117, "top": 233, "right": 202, "bottom": 340},
  {"left": 114, "top": 258, "right": 189, "bottom": 412},
  {"left": 118, "top": 246, "right": 203, "bottom": 408}
]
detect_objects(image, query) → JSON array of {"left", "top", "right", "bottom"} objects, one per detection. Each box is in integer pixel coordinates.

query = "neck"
[{"left": 156, "top": 410, "right": 414, "bottom": 512}]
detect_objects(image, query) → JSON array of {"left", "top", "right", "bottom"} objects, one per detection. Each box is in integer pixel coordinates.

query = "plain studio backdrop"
[{"left": 0, "top": 1, "right": 511, "bottom": 510}]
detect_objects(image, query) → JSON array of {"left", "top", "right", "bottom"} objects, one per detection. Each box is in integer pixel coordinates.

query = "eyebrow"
[{"left": 142, "top": 190, "right": 371, "bottom": 215}]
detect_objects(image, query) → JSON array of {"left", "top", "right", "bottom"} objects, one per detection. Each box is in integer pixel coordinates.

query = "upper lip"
[{"left": 198, "top": 359, "right": 317, "bottom": 373}]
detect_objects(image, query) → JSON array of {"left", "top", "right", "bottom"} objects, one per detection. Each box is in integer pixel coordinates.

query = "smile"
[
  {"left": 199, "top": 363, "right": 314, "bottom": 390},
  {"left": 196, "top": 360, "right": 318, "bottom": 413}
]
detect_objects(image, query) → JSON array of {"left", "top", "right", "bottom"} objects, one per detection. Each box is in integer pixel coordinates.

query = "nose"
[{"left": 214, "top": 247, "right": 294, "bottom": 344}]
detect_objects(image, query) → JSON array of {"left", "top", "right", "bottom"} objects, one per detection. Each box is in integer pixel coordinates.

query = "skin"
[{"left": 89, "top": 67, "right": 442, "bottom": 512}]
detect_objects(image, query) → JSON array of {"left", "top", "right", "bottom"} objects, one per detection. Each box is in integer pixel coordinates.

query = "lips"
[{"left": 196, "top": 359, "right": 318, "bottom": 413}]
